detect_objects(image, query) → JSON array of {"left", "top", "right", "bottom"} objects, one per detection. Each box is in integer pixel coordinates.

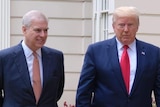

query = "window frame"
[{"left": 92, "top": 0, "right": 114, "bottom": 42}]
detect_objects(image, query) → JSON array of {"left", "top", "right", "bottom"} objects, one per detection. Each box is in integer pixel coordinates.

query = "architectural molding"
[{"left": 0, "top": 0, "right": 10, "bottom": 50}]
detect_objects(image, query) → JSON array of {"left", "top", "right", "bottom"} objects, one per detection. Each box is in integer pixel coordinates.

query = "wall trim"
[{"left": 0, "top": 0, "right": 10, "bottom": 49}]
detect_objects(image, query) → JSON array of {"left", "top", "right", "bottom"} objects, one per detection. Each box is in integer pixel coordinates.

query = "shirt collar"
[
  {"left": 22, "top": 40, "right": 42, "bottom": 58},
  {"left": 116, "top": 37, "right": 136, "bottom": 51}
]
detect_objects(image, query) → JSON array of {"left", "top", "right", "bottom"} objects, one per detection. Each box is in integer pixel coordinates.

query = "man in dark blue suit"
[
  {"left": 0, "top": 10, "right": 64, "bottom": 107},
  {"left": 76, "top": 6, "right": 160, "bottom": 107}
]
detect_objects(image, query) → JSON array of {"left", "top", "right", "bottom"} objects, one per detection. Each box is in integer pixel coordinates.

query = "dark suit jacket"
[
  {"left": 0, "top": 43, "right": 64, "bottom": 107},
  {"left": 76, "top": 37, "right": 160, "bottom": 107}
]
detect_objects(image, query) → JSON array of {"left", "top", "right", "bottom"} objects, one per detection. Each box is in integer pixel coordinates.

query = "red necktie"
[
  {"left": 32, "top": 52, "right": 42, "bottom": 104},
  {"left": 120, "top": 45, "right": 130, "bottom": 93}
]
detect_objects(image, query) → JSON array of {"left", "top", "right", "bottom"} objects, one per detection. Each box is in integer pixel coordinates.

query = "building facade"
[{"left": 0, "top": 0, "right": 160, "bottom": 106}]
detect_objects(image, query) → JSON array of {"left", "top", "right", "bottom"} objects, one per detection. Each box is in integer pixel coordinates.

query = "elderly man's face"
[
  {"left": 113, "top": 16, "right": 139, "bottom": 45},
  {"left": 23, "top": 19, "right": 48, "bottom": 51}
]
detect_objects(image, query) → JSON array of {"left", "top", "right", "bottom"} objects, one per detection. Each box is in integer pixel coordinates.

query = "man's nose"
[
  {"left": 40, "top": 30, "right": 47, "bottom": 36},
  {"left": 124, "top": 25, "right": 129, "bottom": 31}
]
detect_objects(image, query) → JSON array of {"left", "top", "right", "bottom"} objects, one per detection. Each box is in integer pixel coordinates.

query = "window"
[{"left": 92, "top": 0, "right": 114, "bottom": 42}]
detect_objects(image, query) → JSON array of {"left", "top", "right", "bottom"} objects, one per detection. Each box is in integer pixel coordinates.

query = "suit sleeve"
[
  {"left": 76, "top": 45, "right": 96, "bottom": 107},
  {"left": 0, "top": 55, "right": 4, "bottom": 107},
  {"left": 56, "top": 53, "right": 65, "bottom": 101},
  {"left": 154, "top": 48, "right": 160, "bottom": 106}
]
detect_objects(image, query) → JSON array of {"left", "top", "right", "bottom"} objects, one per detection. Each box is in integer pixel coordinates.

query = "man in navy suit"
[
  {"left": 76, "top": 6, "right": 160, "bottom": 107},
  {"left": 0, "top": 10, "right": 64, "bottom": 107}
]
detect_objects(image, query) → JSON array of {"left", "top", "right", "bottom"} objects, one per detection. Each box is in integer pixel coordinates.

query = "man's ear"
[{"left": 22, "top": 25, "right": 27, "bottom": 34}]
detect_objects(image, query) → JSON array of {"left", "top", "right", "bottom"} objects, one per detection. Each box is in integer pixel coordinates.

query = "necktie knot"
[
  {"left": 123, "top": 45, "right": 129, "bottom": 50},
  {"left": 33, "top": 52, "right": 38, "bottom": 59}
]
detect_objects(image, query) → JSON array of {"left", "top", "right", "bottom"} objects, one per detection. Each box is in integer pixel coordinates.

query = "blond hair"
[{"left": 112, "top": 6, "right": 140, "bottom": 25}]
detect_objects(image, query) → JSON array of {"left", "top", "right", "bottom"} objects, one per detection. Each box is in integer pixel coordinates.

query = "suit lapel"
[
  {"left": 13, "top": 44, "right": 33, "bottom": 93},
  {"left": 40, "top": 47, "right": 53, "bottom": 94},
  {"left": 109, "top": 38, "right": 127, "bottom": 93},
  {"left": 130, "top": 40, "right": 146, "bottom": 95}
]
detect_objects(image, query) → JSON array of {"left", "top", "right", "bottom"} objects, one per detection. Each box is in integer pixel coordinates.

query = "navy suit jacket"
[
  {"left": 0, "top": 43, "right": 64, "bottom": 107},
  {"left": 76, "top": 37, "right": 160, "bottom": 107}
]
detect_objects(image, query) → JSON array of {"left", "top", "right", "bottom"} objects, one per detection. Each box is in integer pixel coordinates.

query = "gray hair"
[
  {"left": 22, "top": 10, "right": 48, "bottom": 27},
  {"left": 112, "top": 6, "right": 140, "bottom": 25}
]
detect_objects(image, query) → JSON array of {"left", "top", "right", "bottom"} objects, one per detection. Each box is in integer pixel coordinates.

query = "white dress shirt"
[
  {"left": 116, "top": 38, "right": 137, "bottom": 93},
  {"left": 22, "top": 40, "right": 43, "bottom": 86}
]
